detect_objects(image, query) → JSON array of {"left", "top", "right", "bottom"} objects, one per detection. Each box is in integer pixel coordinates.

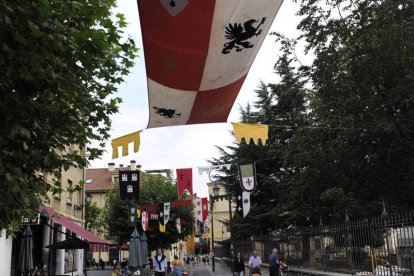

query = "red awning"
[
  {"left": 109, "top": 243, "right": 129, "bottom": 251},
  {"left": 39, "top": 206, "right": 109, "bottom": 252}
]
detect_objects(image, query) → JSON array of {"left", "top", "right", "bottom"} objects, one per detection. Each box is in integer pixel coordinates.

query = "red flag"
[
  {"left": 171, "top": 199, "right": 193, "bottom": 208},
  {"left": 139, "top": 204, "right": 157, "bottom": 215},
  {"left": 176, "top": 168, "right": 193, "bottom": 198}
]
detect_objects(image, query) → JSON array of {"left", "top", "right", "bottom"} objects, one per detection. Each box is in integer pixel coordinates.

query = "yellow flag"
[
  {"left": 111, "top": 131, "right": 142, "bottom": 159},
  {"left": 159, "top": 222, "right": 166, "bottom": 233},
  {"left": 232, "top": 123, "right": 268, "bottom": 145}
]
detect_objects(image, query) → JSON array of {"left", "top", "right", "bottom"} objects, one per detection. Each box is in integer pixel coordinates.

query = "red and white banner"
[
  {"left": 176, "top": 168, "right": 193, "bottom": 198},
  {"left": 195, "top": 197, "right": 209, "bottom": 223},
  {"left": 138, "top": 0, "right": 283, "bottom": 128},
  {"left": 141, "top": 211, "right": 149, "bottom": 231}
]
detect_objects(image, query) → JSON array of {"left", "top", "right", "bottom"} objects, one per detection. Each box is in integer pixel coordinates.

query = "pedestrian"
[
  {"left": 152, "top": 248, "right": 168, "bottom": 276},
  {"left": 268, "top": 248, "right": 280, "bottom": 276},
  {"left": 172, "top": 255, "right": 183, "bottom": 276},
  {"left": 112, "top": 263, "right": 122, "bottom": 276},
  {"left": 99, "top": 258, "right": 105, "bottom": 270},
  {"left": 234, "top": 252, "right": 245, "bottom": 276},
  {"left": 248, "top": 250, "right": 262, "bottom": 275}
]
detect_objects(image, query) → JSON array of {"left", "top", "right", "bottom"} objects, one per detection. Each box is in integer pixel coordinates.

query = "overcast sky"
[{"left": 90, "top": 0, "right": 303, "bottom": 197}]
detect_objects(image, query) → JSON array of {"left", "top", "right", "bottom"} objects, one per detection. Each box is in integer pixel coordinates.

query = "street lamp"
[
  {"left": 209, "top": 169, "right": 234, "bottom": 273},
  {"left": 85, "top": 192, "right": 93, "bottom": 205},
  {"left": 210, "top": 182, "right": 220, "bottom": 272}
]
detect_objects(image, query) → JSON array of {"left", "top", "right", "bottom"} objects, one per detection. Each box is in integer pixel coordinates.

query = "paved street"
[{"left": 86, "top": 261, "right": 232, "bottom": 276}]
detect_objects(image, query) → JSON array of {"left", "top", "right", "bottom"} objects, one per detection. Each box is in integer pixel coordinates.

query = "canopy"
[
  {"left": 138, "top": 0, "right": 283, "bottom": 128},
  {"left": 39, "top": 206, "right": 110, "bottom": 252},
  {"left": 46, "top": 238, "right": 89, "bottom": 250}
]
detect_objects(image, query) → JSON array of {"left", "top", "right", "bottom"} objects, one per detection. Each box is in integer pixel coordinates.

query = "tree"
[
  {"left": 105, "top": 175, "right": 193, "bottom": 250},
  {"left": 0, "top": 0, "right": 137, "bottom": 232},
  {"left": 211, "top": 35, "right": 309, "bottom": 237},
  {"left": 290, "top": 0, "right": 414, "bottom": 223},
  {"left": 212, "top": 0, "right": 414, "bottom": 235},
  {"left": 85, "top": 202, "right": 106, "bottom": 235}
]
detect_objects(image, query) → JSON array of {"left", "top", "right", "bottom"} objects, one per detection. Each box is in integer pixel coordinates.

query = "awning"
[
  {"left": 39, "top": 206, "right": 110, "bottom": 252},
  {"left": 109, "top": 243, "right": 129, "bottom": 251}
]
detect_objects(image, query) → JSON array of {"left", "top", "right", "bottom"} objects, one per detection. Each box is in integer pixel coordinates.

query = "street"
[{"left": 86, "top": 261, "right": 232, "bottom": 276}]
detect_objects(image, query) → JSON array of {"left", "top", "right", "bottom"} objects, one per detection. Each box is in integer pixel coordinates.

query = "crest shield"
[{"left": 238, "top": 163, "right": 257, "bottom": 192}]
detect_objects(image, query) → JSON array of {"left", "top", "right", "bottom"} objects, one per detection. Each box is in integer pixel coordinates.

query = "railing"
[{"left": 233, "top": 209, "right": 414, "bottom": 275}]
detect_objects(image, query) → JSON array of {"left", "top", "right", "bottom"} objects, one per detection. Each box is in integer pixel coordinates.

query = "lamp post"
[
  {"left": 209, "top": 180, "right": 220, "bottom": 272},
  {"left": 208, "top": 168, "right": 234, "bottom": 273},
  {"left": 84, "top": 192, "right": 92, "bottom": 276},
  {"left": 85, "top": 192, "right": 93, "bottom": 205}
]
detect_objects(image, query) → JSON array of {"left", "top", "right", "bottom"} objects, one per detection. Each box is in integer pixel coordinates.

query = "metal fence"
[{"left": 233, "top": 209, "right": 414, "bottom": 275}]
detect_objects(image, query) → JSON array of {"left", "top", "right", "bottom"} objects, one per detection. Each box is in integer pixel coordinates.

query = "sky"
[{"left": 90, "top": 0, "right": 303, "bottom": 197}]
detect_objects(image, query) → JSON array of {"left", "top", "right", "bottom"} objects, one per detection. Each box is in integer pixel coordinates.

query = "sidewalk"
[{"left": 183, "top": 261, "right": 232, "bottom": 276}]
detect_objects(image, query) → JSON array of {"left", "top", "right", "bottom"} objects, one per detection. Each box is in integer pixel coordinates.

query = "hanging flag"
[
  {"left": 159, "top": 203, "right": 166, "bottom": 233},
  {"left": 176, "top": 168, "right": 193, "bottom": 198},
  {"left": 238, "top": 163, "right": 257, "bottom": 192},
  {"left": 119, "top": 170, "right": 140, "bottom": 201},
  {"left": 142, "top": 211, "right": 149, "bottom": 231},
  {"left": 242, "top": 192, "right": 251, "bottom": 217},
  {"left": 139, "top": 204, "right": 157, "bottom": 215},
  {"left": 138, "top": 0, "right": 283, "bottom": 128},
  {"left": 164, "top": 202, "right": 171, "bottom": 225},
  {"left": 111, "top": 131, "right": 142, "bottom": 158},
  {"left": 194, "top": 197, "right": 202, "bottom": 223},
  {"left": 236, "top": 191, "right": 251, "bottom": 218},
  {"left": 129, "top": 206, "right": 137, "bottom": 224},
  {"left": 194, "top": 217, "right": 202, "bottom": 235},
  {"left": 197, "top": 166, "right": 211, "bottom": 175},
  {"left": 197, "top": 164, "right": 231, "bottom": 175},
  {"left": 232, "top": 123, "right": 268, "bottom": 145},
  {"left": 202, "top": 197, "right": 209, "bottom": 223},
  {"left": 150, "top": 213, "right": 159, "bottom": 220},
  {"left": 171, "top": 199, "right": 193, "bottom": 208},
  {"left": 175, "top": 218, "right": 181, "bottom": 234}
]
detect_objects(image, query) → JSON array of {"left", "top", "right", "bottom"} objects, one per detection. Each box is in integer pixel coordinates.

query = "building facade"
[
  {"left": 1, "top": 145, "right": 107, "bottom": 276},
  {"left": 206, "top": 181, "right": 235, "bottom": 257}
]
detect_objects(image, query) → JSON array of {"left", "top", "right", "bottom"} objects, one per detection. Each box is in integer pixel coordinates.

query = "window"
[
  {"left": 67, "top": 179, "right": 73, "bottom": 205},
  {"left": 85, "top": 179, "right": 93, "bottom": 184},
  {"left": 53, "top": 179, "right": 62, "bottom": 201}
]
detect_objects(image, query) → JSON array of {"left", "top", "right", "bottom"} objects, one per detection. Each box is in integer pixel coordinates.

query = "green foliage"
[
  {"left": 85, "top": 202, "right": 106, "bottom": 235},
  {"left": 214, "top": 0, "right": 414, "bottom": 237},
  {"left": 0, "top": 0, "right": 137, "bottom": 232},
  {"left": 104, "top": 176, "right": 193, "bottom": 251}
]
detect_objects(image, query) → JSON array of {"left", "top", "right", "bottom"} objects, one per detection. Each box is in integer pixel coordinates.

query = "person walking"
[
  {"left": 248, "top": 250, "right": 262, "bottom": 275},
  {"left": 234, "top": 252, "right": 245, "bottom": 276},
  {"left": 111, "top": 263, "right": 122, "bottom": 276},
  {"left": 172, "top": 255, "right": 183, "bottom": 276},
  {"left": 269, "top": 248, "right": 280, "bottom": 276},
  {"left": 152, "top": 249, "right": 168, "bottom": 276}
]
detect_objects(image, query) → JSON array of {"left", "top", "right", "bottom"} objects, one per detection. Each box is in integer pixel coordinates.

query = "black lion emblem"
[
  {"left": 222, "top": 17, "right": 267, "bottom": 54},
  {"left": 153, "top": 106, "right": 181, "bottom": 118}
]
